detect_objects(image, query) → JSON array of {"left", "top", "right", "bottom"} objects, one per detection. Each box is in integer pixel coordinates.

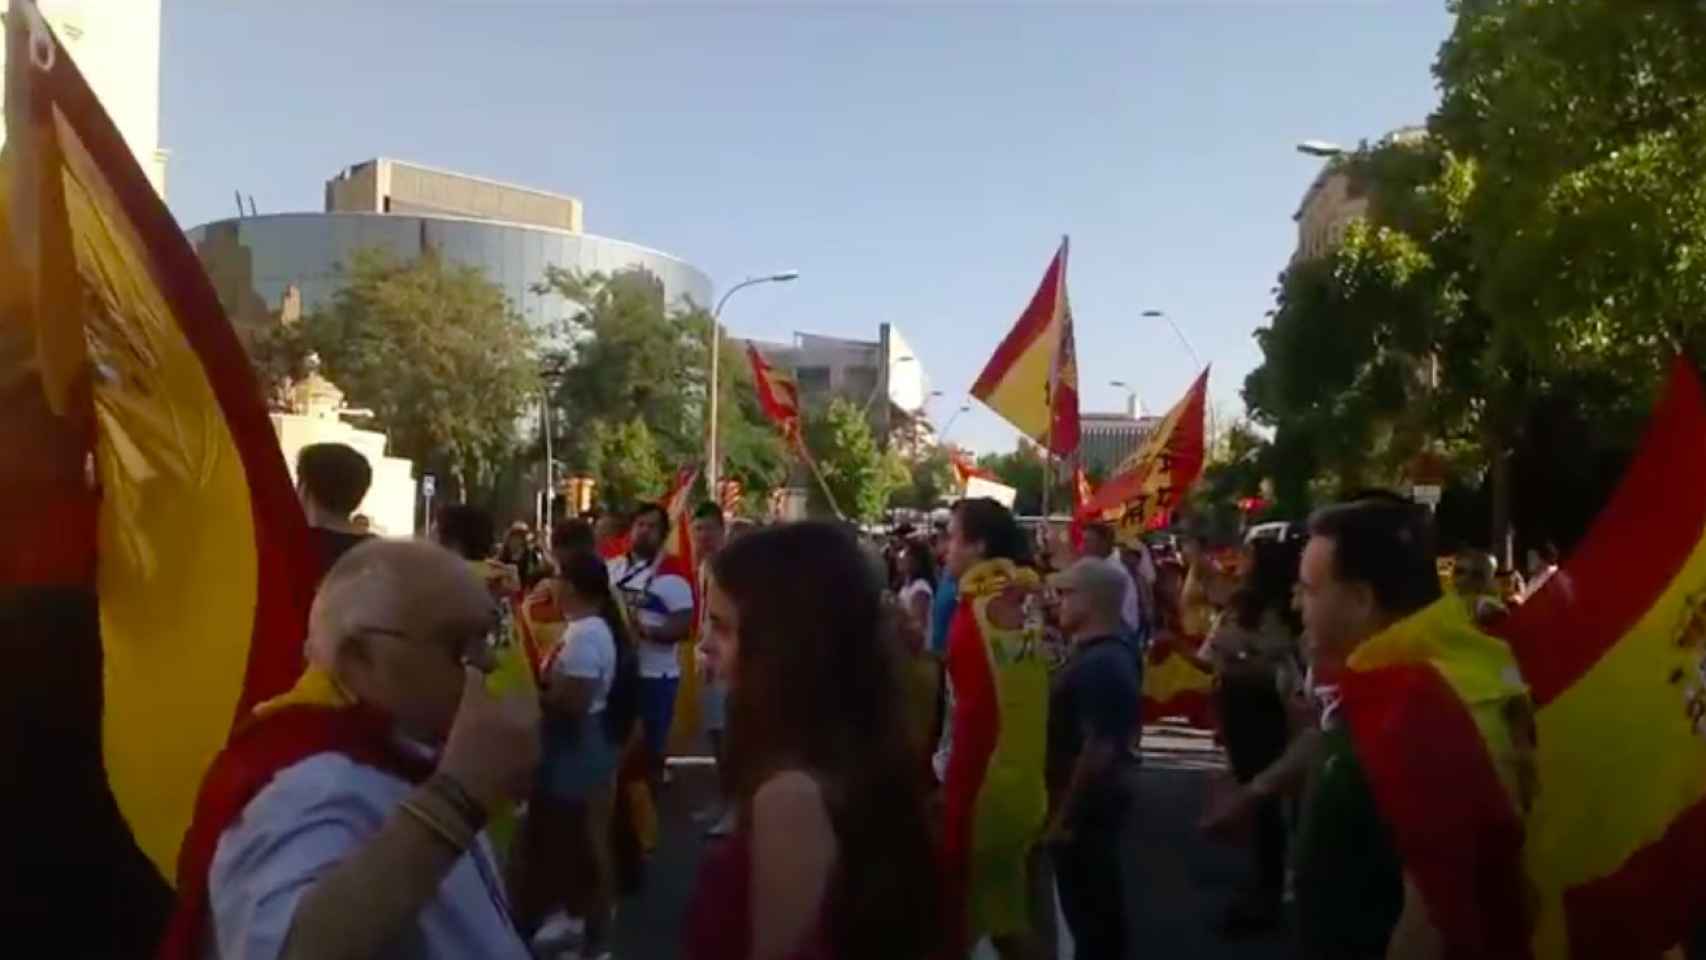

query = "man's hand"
[
  {"left": 1200, "top": 774, "right": 1260, "bottom": 839},
  {"left": 437, "top": 667, "right": 540, "bottom": 812}
]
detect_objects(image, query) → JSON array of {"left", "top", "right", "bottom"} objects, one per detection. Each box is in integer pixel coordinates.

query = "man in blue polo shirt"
[{"left": 1045, "top": 557, "right": 1142, "bottom": 960}]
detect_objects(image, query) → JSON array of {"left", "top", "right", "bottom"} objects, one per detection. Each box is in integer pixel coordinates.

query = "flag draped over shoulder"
[
  {"left": 1080, "top": 368, "right": 1208, "bottom": 545},
  {"left": 971, "top": 238, "right": 1080, "bottom": 457},
  {"left": 746, "top": 342, "right": 802, "bottom": 448},
  {"left": 1, "top": 1, "right": 316, "bottom": 943},
  {"left": 1340, "top": 596, "right": 1534, "bottom": 956},
  {"left": 1497, "top": 357, "right": 1706, "bottom": 959}
]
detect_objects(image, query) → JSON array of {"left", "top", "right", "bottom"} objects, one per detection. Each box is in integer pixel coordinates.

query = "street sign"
[{"left": 421, "top": 474, "right": 437, "bottom": 499}]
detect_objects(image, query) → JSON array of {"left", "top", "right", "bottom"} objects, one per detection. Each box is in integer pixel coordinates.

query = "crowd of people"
[{"left": 165, "top": 440, "right": 1577, "bottom": 959}]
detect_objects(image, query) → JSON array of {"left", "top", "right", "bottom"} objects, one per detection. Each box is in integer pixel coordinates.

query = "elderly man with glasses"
[{"left": 159, "top": 539, "right": 541, "bottom": 960}]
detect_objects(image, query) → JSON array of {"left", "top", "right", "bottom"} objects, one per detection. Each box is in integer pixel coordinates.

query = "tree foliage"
[
  {"left": 890, "top": 447, "right": 958, "bottom": 511},
  {"left": 974, "top": 441, "right": 1071, "bottom": 516},
  {"left": 305, "top": 248, "right": 540, "bottom": 500},
  {"left": 535, "top": 267, "right": 788, "bottom": 510},
  {"left": 582, "top": 417, "right": 667, "bottom": 511},
  {"left": 802, "top": 396, "right": 904, "bottom": 523}
]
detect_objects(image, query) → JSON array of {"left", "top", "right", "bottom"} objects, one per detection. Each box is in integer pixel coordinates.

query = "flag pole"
[
  {"left": 1041, "top": 234, "right": 1068, "bottom": 532},
  {"left": 795, "top": 440, "right": 846, "bottom": 520}
]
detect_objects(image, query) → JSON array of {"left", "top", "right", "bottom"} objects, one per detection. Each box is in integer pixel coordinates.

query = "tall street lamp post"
[{"left": 706, "top": 270, "right": 799, "bottom": 498}]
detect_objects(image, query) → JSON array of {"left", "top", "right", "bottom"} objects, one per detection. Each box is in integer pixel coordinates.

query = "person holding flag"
[{"left": 609, "top": 502, "right": 696, "bottom": 791}]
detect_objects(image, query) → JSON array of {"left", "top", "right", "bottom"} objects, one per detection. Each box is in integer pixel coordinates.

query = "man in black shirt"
[
  {"left": 295, "top": 443, "right": 373, "bottom": 581},
  {"left": 1046, "top": 557, "right": 1142, "bottom": 960}
]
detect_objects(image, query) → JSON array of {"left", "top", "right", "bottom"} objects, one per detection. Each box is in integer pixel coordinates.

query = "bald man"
[
  {"left": 1045, "top": 558, "right": 1143, "bottom": 960},
  {"left": 162, "top": 540, "right": 539, "bottom": 960}
]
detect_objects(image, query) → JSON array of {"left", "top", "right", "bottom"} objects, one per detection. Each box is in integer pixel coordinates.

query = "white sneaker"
[{"left": 706, "top": 810, "right": 736, "bottom": 838}]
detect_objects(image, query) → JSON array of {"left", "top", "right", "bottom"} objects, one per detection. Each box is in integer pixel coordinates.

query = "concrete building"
[
  {"left": 325, "top": 158, "right": 583, "bottom": 233},
  {"left": 188, "top": 159, "right": 711, "bottom": 341},
  {"left": 1081, "top": 411, "right": 1159, "bottom": 476},
  {"left": 743, "top": 324, "right": 932, "bottom": 445},
  {"left": 0, "top": 0, "right": 168, "bottom": 195},
  {"left": 1292, "top": 126, "right": 1426, "bottom": 263}
]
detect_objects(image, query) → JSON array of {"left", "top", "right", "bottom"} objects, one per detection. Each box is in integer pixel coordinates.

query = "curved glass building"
[
  {"left": 188, "top": 159, "right": 711, "bottom": 337},
  {"left": 189, "top": 211, "right": 712, "bottom": 337}
]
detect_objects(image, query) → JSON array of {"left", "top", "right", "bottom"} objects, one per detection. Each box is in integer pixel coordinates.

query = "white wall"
[{"left": 1, "top": 0, "right": 166, "bottom": 195}]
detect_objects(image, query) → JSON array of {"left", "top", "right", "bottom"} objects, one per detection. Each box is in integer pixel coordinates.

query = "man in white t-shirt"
[
  {"left": 1082, "top": 522, "right": 1141, "bottom": 635},
  {"left": 607, "top": 503, "right": 696, "bottom": 785}
]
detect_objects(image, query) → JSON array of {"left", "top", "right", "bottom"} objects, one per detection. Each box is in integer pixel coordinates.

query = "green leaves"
[
  {"left": 802, "top": 397, "right": 901, "bottom": 523},
  {"left": 304, "top": 248, "right": 540, "bottom": 501},
  {"left": 534, "top": 268, "right": 787, "bottom": 511}
]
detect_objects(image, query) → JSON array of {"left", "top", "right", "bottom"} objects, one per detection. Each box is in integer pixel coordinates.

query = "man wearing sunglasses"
[{"left": 162, "top": 539, "right": 541, "bottom": 960}]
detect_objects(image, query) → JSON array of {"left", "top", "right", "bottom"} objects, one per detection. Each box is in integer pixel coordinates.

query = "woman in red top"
[{"left": 687, "top": 522, "right": 941, "bottom": 960}]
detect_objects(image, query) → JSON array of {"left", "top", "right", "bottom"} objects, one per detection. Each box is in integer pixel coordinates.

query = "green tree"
[
  {"left": 802, "top": 397, "right": 901, "bottom": 523},
  {"left": 305, "top": 248, "right": 539, "bottom": 500},
  {"left": 584, "top": 417, "right": 667, "bottom": 511},
  {"left": 975, "top": 441, "right": 1071, "bottom": 516},
  {"left": 535, "top": 267, "right": 788, "bottom": 509},
  {"left": 890, "top": 446, "right": 957, "bottom": 511}
]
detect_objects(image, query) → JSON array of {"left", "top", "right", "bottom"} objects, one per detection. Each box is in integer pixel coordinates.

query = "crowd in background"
[{"left": 175, "top": 439, "right": 1570, "bottom": 959}]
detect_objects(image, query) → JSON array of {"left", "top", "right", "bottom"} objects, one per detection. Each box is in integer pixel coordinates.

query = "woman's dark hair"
[
  {"left": 632, "top": 501, "right": 671, "bottom": 537},
  {"left": 1233, "top": 537, "right": 1304, "bottom": 636},
  {"left": 556, "top": 549, "right": 639, "bottom": 744},
  {"left": 713, "top": 522, "right": 941, "bottom": 957},
  {"left": 952, "top": 497, "right": 1032, "bottom": 566},
  {"left": 902, "top": 536, "right": 937, "bottom": 586}
]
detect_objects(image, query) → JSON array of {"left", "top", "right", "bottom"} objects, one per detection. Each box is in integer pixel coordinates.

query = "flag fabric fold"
[
  {"left": 2, "top": 5, "right": 316, "bottom": 938},
  {"left": 1339, "top": 595, "right": 1535, "bottom": 957},
  {"left": 1080, "top": 368, "right": 1208, "bottom": 543},
  {"left": 1496, "top": 356, "right": 1706, "bottom": 958},
  {"left": 971, "top": 238, "right": 1080, "bottom": 457},
  {"left": 746, "top": 342, "right": 803, "bottom": 448}
]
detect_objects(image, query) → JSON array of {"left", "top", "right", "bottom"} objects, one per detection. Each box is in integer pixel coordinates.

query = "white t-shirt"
[
  {"left": 549, "top": 616, "right": 617, "bottom": 715},
  {"left": 899, "top": 578, "right": 934, "bottom": 627},
  {"left": 608, "top": 553, "right": 695, "bottom": 679}
]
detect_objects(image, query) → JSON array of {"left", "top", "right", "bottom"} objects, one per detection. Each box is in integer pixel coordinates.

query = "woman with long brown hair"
[{"left": 686, "top": 522, "right": 940, "bottom": 960}]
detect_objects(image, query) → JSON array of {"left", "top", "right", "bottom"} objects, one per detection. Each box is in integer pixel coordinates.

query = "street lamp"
[
  {"left": 706, "top": 270, "right": 800, "bottom": 495},
  {"left": 1296, "top": 139, "right": 1348, "bottom": 158},
  {"left": 939, "top": 403, "right": 972, "bottom": 443},
  {"left": 1108, "top": 380, "right": 1145, "bottom": 418},
  {"left": 1140, "top": 309, "right": 1204, "bottom": 369}
]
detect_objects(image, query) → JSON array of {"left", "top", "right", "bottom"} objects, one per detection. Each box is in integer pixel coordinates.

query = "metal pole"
[
  {"left": 541, "top": 388, "right": 554, "bottom": 528},
  {"left": 706, "top": 272, "right": 798, "bottom": 497}
]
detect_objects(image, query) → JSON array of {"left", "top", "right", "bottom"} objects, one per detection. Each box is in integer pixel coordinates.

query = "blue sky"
[{"left": 162, "top": 1, "right": 1452, "bottom": 455}]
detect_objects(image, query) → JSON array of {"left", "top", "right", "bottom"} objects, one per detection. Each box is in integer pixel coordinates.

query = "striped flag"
[
  {"left": 2, "top": 1, "right": 316, "bottom": 945},
  {"left": 746, "top": 342, "right": 802, "bottom": 448},
  {"left": 1081, "top": 368, "right": 1209, "bottom": 543},
  {"left": 1497, "top": 356, "right": 1706, "bottom": 957},
  {"left": 971, "top": 238, "right": 1080, "bottom": 457}
]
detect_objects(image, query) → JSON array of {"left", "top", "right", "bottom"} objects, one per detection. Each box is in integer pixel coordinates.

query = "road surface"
[{"left": 610, "top": 725, "right": 1294, "bottom": 958}]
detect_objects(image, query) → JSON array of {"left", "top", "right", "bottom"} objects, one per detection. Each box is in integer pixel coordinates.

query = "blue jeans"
[{"left": 636, "top": 676, "right": 680, "bottom": 761}]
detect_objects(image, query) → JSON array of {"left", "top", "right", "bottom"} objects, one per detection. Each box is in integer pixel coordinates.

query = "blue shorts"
[
  {"left": 637, "top": 675, "right": 680, "bottom": 759},
  {"left": 539, "top": 717, "right": 619, "bottom": 800}
]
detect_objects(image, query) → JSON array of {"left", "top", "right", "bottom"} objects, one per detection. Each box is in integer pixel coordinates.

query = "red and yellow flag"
[
  {"left": 1339, "top": 595, "right": 1534, "bottom": 956},
  {"left": 1, "top": 1, "right": 315, "bottom": 941},
  {"left": 971, "top": 238, "right": 1080, "bottom": 457},
  {"left": 1497, "top": 357, "right": 1706, "bottom": 958},
  {"left": 947, "top": 444, "right": 997, "bottom": 490},
  {"left": 659, "top": 463, "right": 704, "bottom": 753},
  {"left": 1081, "top": 368, "right": 1208, "bottom": 544},
  {"left": 746, "top": 342, "right": 802, "bottom": 448}
]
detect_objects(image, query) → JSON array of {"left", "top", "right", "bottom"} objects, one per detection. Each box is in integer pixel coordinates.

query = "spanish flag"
[
  {"left": 1497, "top": 356, "right": 1706, "bottom": 958},
  {"left": 1141, "top": 641, "right": 1216, "bottom": 730},
  {"left": 1339, "top": 595, "right": 1534, "bottom": 956},
  {"left": 746, "top": 341, "right": 802, "bottom": 448},
  {"left": 971, "top": 238, "right": 1080, "bottom": 457},
  {"left": 659, "top": 463, "right": 704, "bottom": 753},
  {"left": 2, "top": 2, "right": 315, "bottom": 949},
  {"left": 1081, "top": 367, "right": 1208, "bottom": 544}
]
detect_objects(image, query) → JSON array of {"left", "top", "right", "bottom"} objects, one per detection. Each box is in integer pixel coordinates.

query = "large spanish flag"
[
  {"left": 1497, "top": 356, "right": 1706, "bottom": 958},
  {"left": 971, "top": 238, "right": 1080, "bottom": 457},
  {"left": 746, "top": 342, "right": 802, "bottom": 448},
  {"left": 1080, "top": 367, "right": 1208, "bottom": 543},
  {"left": 1, "top": 3, "right": 315, "bottom": 947},
  {"left": 1339, "top": 595, "right": 1534, "bottom": 956}
]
